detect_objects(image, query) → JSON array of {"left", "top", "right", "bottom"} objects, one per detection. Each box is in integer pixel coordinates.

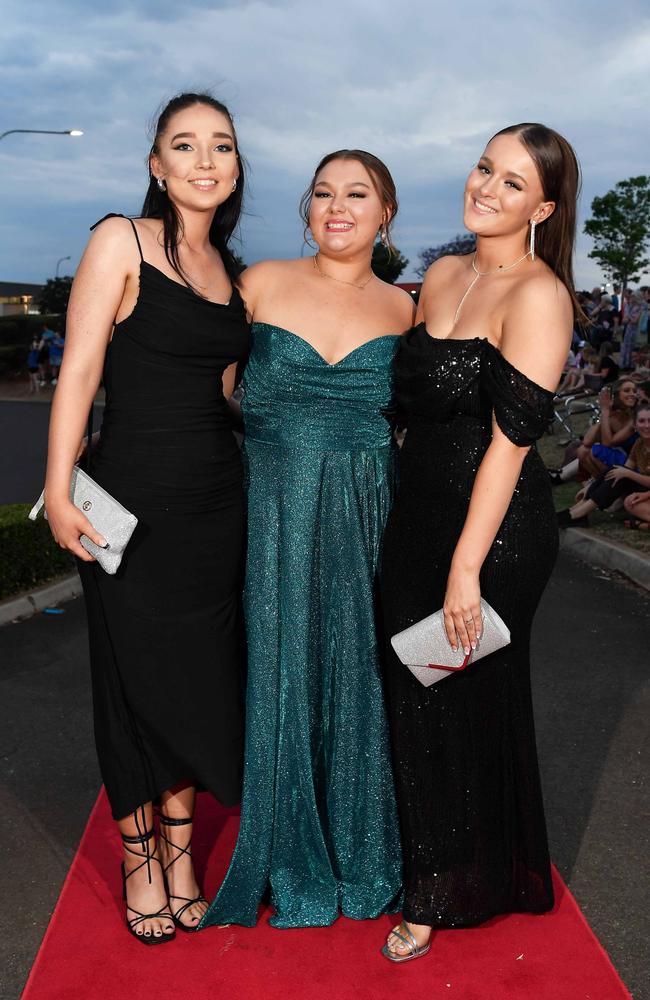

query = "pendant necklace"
[
  {"left": 453, "top": 250, "right": 531, "bottom": 325},
  {"left": 313, "top": 254, "right": 373, "bottom": 290}
]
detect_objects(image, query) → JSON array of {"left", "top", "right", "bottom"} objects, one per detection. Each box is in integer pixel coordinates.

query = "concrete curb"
[
  {"left": 561, "top": 528, "right": 650, "bottom": 592},
  {"left": 1, "top": 531, "right": 646, "bottom": 627},
  {"left": 0, "top": 572, "right": 82, "bottom": 627}
]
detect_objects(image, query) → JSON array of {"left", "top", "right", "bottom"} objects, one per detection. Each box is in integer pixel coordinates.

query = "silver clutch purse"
[
  {"left": 390, "top": 598, "right": 511, "bottom": 687},
  {"left": 29, "top": 466, "right": 138, "bottom": 575}
]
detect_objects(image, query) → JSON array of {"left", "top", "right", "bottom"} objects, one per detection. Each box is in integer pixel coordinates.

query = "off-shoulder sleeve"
[{"left": 482, "top": 342, "right": 555, "bottom": 446}]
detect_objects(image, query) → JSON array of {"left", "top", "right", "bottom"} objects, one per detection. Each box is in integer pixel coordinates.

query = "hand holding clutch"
[{"left": 390, "top": 599, "right": 511, "bottom": 688}]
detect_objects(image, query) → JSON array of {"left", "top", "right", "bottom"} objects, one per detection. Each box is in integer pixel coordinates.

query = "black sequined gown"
[{"left": 381, "top": 325, "right": 557, "bottom": 927}]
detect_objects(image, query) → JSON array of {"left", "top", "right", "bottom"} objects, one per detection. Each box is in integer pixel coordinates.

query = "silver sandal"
[{"left": 381, "top": 922, "right": 432, "bottom": 963}]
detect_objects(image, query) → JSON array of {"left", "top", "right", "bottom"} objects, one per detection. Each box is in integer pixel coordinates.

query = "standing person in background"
[
  {"left": 27, "top": 336, "right": 40, "bottom": 394},
  {"left": 621, "top": 292, "right": 643, "bottom": 370},
  {"left": 43, "top": 93, "right": 249, "bottom": 944},
  {"left": 49, "top": 328, "right": 65, "bottom": 384},
  {"left": 201, "top": 149, "right": 413, "bottom": 932},
  {"left": 380, "top": 122, "right": 578, "bottom": 962},
  {"left": 37, "top": 323, "right": 55, "bottom": 386},
  {"left": 611, "top": 284, "right": 620, "bottom": 315}
]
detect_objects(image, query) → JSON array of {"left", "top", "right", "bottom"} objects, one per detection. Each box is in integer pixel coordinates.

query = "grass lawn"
[{"left": 538, "top": 415, "right": 650, "bottom": 557}]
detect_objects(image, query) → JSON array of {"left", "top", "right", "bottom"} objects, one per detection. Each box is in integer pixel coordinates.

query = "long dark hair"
[
  {"left": 299, "top": 149, "right": 398, "bottom": 252},
  {"left": 141, "top": 92, "right": 245, "bottom": 288},
  {"left": 490, "top": 123, "right": 583, "bottom": 319}
]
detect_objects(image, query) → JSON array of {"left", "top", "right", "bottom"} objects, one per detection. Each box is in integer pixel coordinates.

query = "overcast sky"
[{"left": 1, "top": 0, "right": 648, "bottom": 286}]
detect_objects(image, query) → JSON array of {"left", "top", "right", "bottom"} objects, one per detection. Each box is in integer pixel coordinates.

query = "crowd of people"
[
  {"left": 550, "top": 288, "right": 650, "bottom": 529},
  {"left": 26, "top": 322, "right": 65, "bottom": 393}
]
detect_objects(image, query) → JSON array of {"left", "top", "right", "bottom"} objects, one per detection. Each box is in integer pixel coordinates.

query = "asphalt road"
[
  {"left": 0, "top": 399, "right": 103, "bottom": 506},
  {"left": 0, "top": 552, "right": 648, "bottom": 1000},
  {"left": 1, "top": 401, "right": 52, "bottom": 506}
]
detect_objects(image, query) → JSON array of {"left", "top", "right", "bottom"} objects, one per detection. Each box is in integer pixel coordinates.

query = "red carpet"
[{"left": 23, "top": 790, "right": 631, "bottom": 1000}]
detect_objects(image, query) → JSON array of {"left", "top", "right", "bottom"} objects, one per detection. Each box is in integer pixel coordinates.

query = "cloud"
[{"left": 1, "top": 0, "right": 648, "bottom": 285}]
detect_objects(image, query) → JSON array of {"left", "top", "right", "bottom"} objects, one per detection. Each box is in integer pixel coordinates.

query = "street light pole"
[
  {"left": 56, "top": 256, "right": 71, "bottom": 278},
  {"left": 0, "top": 129, "right": 83, "bottom": 141}
]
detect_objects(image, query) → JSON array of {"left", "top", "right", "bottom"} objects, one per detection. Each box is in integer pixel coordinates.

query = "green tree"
[
  {"left": 371, "top": 241, "right": 409, "bottom": 284},
  {"left": 416, "top": 233, "right": 476, "bottom": 277},
  {"left": 584, "top": 176, "right": 650, "bottom": 290},
  {"left": 38, "top": 276, "right": 73, "bottom": 315}
]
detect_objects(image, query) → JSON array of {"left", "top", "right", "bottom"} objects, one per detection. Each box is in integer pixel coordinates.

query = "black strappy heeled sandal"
[
  {"left": 121, "top": 818, "right": 176, "bottom": 946},
  {"left": 157, "top": 812, "right": 207, "bottom": 932}
]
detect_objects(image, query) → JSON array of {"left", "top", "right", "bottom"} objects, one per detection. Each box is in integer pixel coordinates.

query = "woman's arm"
[
  {"left": 606, "top": 465, "right": 650, "bottom": 487},
  {"left": 443, "top": 277, "right": 572, "bottom": 654},
  {"left": 44, "top": 220, "right": 137, "bottom": 560}
]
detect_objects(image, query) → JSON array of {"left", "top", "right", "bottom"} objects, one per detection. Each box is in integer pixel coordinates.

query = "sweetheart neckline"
[{"left": 252, "top": 321, "right": 401, "bottom": 368}]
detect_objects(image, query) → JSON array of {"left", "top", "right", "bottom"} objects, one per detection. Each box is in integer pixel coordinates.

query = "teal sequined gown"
[{"left": 201, "top": 323, "right": 402, "bottom": 929}]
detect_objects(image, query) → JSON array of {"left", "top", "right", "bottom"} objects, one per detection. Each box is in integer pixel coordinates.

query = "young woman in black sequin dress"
[{"left": 380, "top": 124, "right": 582, "bottom": 961}]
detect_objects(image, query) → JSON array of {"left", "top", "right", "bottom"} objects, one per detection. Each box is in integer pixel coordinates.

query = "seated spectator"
[
  {"left": 595, "top": 341, "right": 619, "bottom": 384},
  {"left": 636, "top": 379, "right": 650, "bottom": 406},
  {"left": 558, "top": 403, "right": 650, "bottom": 527},
  {"left": 623, "top": 491, "right": 650, "bottom": 530},
  {"left": 579, "top": 378, "right": 637, "bottom": 477},
  {"left": 556, "top": 344, "right": 598, "bottom": 396},
  {"left": 549, "top": 378, "right": 637, "bottom": 484}
]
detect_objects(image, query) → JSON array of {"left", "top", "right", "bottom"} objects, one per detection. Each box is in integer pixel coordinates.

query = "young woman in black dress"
[
  {"left": 380, "top": 123, "right": 582, "bottom": 961},
  {"left": 44, "top": 94, "right": 249, "bottom": 943}
]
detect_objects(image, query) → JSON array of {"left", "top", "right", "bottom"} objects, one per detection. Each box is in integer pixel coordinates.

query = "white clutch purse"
[
  {"left": 390, "top": 598, "right": 511, "bottom": 687},
  {"left": 29, "top": 466, "right": 138, "bottom": 575}
]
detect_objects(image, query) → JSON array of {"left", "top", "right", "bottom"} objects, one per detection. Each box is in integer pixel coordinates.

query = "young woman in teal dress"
[{"left": 201, "top": 151, "right": 414, "bottom": 930}]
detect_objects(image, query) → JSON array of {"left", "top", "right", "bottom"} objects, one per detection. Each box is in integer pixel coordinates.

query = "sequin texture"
[
  {"left": 200, "top": 323, "right": 402, "bottom": 930},
  {"left": 381, "top": 325, "right": 557, "bottom": 928}
]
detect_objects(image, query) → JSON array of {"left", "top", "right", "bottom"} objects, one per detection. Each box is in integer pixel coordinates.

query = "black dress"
[
  {"left": 78, "top": 216, "right": 249, "bottom": 820},
  {"left": 381, "top": 325, "right": 557, "bottom": 927}
]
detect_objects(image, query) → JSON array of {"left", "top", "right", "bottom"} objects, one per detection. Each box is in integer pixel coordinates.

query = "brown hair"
[
  {"left": 490, "top": 123, "right": 584, "bottom": 320},
  {"left": 299, "top": 149, "right": 398, "bottom": 252},
  {"left": 611, "top": 377, "right": 637, "bottom": 411}
]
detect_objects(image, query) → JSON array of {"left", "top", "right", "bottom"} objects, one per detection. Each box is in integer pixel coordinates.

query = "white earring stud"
[
  {"left": 232, "top": 179, "right": 237, "bottom": 192},
  {"left": 157, "top": 177, "right": 166, "bottom": 192}
]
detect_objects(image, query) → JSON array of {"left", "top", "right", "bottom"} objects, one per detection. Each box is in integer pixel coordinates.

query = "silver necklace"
[
  {"left": 313, "top": 254, "right": 373, "bottom": 290},
  {"left": 453, "top": 250, "right": 531, "bottom": 325}
]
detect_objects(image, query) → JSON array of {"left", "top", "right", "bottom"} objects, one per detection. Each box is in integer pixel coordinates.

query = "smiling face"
[
  {"left": 150, "top": 102, "right": 239, "bottom": 213},
  {"left": 636, "top": 406, "right": 650, "bottom": 439},
  {"left": 617, "top": 380, "right": 638, "bottom": 409},
  {"left": 463, "top": 133, "right": 555, "bottom": 240},
  {"left": 308, "top": 158, "right": 386, "bottom": 257}
]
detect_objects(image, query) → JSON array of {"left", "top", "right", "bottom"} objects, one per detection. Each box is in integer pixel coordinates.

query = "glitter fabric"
[
  {"left": 381, "top": 324, "right": 557, "bottom": 928},
  {"left": 200, "top": 323, "right": 402, "bottom": 930}
]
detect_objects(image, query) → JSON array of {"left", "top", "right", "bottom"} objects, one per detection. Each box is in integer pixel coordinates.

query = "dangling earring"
[
  {"left": 156, "top": 177, "right": 166, "bottom": 192},
  {"left": 529, "top": 219, "right": 537, "bottom": 261},
  {"left": 380, "top": 225, "right": 389, "bottom": 247},
  {"left": 232, "top": 178, "right": 237, "bottom": 192}
]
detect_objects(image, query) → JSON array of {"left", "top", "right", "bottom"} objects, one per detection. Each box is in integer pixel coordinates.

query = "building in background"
[{"left": 0, "top": 282, "right": 44, "bottom": 316}]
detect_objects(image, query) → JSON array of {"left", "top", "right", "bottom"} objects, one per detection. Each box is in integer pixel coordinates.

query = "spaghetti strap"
[
  {"left": 126, "top": 218, "right": 144, "bottom": 261},
  {"left": 89, "top": 213, "right": 144, "bottom": 261}
]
